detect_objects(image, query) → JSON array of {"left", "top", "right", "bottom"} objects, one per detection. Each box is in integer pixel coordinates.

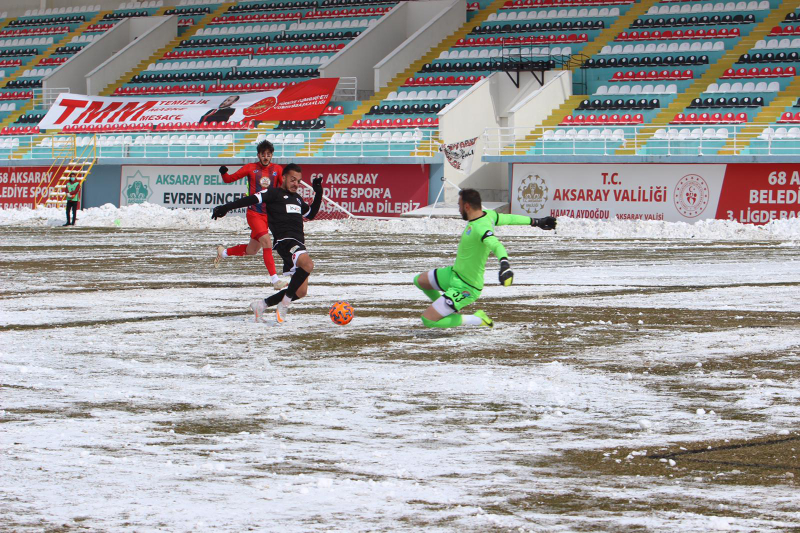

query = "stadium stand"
[{"left": 0, "top": 0, "right": 798, "bottom": 161}]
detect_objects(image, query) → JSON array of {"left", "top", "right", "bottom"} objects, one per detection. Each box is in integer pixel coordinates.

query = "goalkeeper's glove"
[
  {"left": 219, "top": 165, "right": 229, "bottom": 176},
  {"left": 498, "top": 258, "right": 513, "bottom": 286},
  {"left": 532, "top": 216, "right": 557, "bottom": 231},
  {"left": 312, "top": 176, "right": 323, "bottom": 193},
  {"left": 211, "top": 205, "right": 229, "bottom": 220}
]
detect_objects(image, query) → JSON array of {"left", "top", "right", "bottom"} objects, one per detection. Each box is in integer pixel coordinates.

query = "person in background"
[
  {"left": 63, "top": 174, "right": 81, "bottom": 226},
  {"left": 199, "top": 95, "right": 240, "bottom": 124}
]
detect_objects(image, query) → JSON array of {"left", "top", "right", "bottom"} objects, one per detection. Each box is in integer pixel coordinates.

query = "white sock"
[
  {"left": 222, "top": 249, "right": 229, "bottom": 258},
  {"left": 270, "top": 274, "right": 280, "bottom": 284},
  {"left": 461, "top": 314, "right": 483, "bottom": 326},
  {"left": 281, "top": 294, "right": 292, "bottom": 307}
]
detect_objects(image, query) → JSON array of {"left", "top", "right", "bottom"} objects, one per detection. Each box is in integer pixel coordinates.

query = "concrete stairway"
[
  {"left": 294, "top": 0, "right": 511, "bottom": 157},
  {"left": 98, "top": 2, "right": 234, "bottom": 97}
]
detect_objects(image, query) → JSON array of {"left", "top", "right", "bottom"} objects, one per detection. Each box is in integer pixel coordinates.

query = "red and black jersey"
[{"left": 221, "top": 162, "right": 283, "bottom": 214}]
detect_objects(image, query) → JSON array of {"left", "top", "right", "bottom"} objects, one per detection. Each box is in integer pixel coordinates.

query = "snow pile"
[
  {"left": 0, "top": 203, "right": 247, "bottom": 231},
  {"left": 2, "top": 203, "right": 800, "bottom": 241}
]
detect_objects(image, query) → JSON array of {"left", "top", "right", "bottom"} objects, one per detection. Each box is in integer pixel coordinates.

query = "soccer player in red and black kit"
[
  {"left": 214, "top": 140, "right": 287, "bottom": 290},
  {"left": 212, "top": 163, "right": 323, "bottom": 324}
]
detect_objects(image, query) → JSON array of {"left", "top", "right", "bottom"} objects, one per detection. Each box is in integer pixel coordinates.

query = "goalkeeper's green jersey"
[{"left": 452, "top": 209, "right": 532, "bottom": 290}]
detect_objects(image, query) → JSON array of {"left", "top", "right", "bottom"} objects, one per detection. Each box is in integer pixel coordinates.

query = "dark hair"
[
  {"left": 459, "top": 188, "right": 482, "bottom": 209},
  {"left": 282, "top": 163, "right": 302, "bottom": 175},
  {"left": 257, "top": 140, "right": 274, "bottom": 155}
]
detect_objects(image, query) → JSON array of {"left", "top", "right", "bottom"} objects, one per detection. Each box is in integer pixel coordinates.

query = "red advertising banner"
[
  {"left": 715, "top": 164, "right": 800, "bottom": 224},
  {"left": 38, "top": 78, "right": 339, "bottom": 131},
  {"left": 297, "top": 164, "right": 429, "bottom": 218},
  {"left": 0, "top": 166, "right": 65, "bottom": 209}
]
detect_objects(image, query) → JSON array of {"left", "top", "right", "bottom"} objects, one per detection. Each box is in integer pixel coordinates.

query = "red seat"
[
  {"left": 722, "top": 112, "right": 735, "bottom": 124},
  {"left": 786, "top": 66, "right": 797, "bottom": 77},
  {"left": 772, "top": 67, "right": 783, "bottom": 77},
  {"left": 352, "top": 119, "right": 363, "bottom": 129},
  {"left": 699, "top": 113, "right": 710, "bottom": 124},
  {"left": 586, "top": 114, "right": 598, "bottom": 125},
  {"left": 673, "top": 113, "right": 685, "bottom": 124},
  {"left": 735, "top": 113, "right": 747, "bottom": 123},
  {"left": 635, "top": 70, "right": 646, "bottom": 81},
  {"left": 611, "top": 71, "right": 624, "bottom": 81},
  {"left": 706, "top": 29, "right": 717, "bottom": 39},
  {"left": 771, "top": 26, "right": 782, "bottom": 35},
  {"left": 681, "top": 70, "right": 693, "bottom": 80},
  {"left": 633, "top": 114, "right": 643, "bottom": 124},
  {"left": 685, "top": 112, "right": 698, "bottom": 124},
  {"left": 562, "top": 115, "right": 574, "bottom": 125},
  {"left": 574, "top": 115, "right": 586, "bottom": 125},
  {"left": 621, "top": 113, "right": 632, "bottom": 124},
  {"left": 684, "top": 29, "right": 694, "bottom": 39},
  {"left": 759, "top": 67, "right": 771, "bottom": 77},
  {"left": 710, "top": 112, "right": 722, "bottom": 123}
]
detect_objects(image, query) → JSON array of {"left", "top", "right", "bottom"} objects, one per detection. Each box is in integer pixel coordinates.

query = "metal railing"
[
  {"left": 32, "top": 88, "right": 70, "bottom": 109},
  {"left": 0, "top": 129, "right": 441, "bottom": 160},
  {"left": 482, "top": 125, "right": 800, "bottom": 157}
]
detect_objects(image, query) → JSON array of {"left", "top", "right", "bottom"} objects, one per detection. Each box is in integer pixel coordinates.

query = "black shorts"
[{"left": 273, "top": 239, "right": 307, "bottom": 274}]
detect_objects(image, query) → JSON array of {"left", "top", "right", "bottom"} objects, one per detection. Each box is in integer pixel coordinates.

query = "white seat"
[
  {"left": 706, "top": 83, "right": 719, "bottom": 93},
  {"left": 596, "top": 85, "right": 608, "bottom": 95},
  {"left": 730, "top": 82, "right": 743, "bottom": 93},
  {"left": 742, "top": 82, "right": 755, "bottom": 93},
  {"left": 702, "top": 128, "right": 716, "bottom": 139},
  {"left": 654, "top": 128, "right": 667, "bottom": 140},
  {"left": 767, "top": 81, "right": 780, "bottom": 92},
  {"left": 715, "top": 128, "right": 729, "bottom": 140},
  {"left": 755, "top": 81, "right": 768, "bottom": 92},
  {"left": 619, "top": 85, "right": 630, "bottom": 95}
]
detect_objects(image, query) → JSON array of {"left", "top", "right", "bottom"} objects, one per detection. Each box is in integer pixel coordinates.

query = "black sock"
[
  {"left": 265, "top": 290, "right": 287, "bottom": 307},
  {"left": 285, "top": 267, "right": 310, "bottom": 300}
]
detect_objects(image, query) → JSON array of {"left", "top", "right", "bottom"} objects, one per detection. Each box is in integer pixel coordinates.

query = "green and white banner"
[{"left": 120, "top": 165, "right": 248, "bottom": 212}]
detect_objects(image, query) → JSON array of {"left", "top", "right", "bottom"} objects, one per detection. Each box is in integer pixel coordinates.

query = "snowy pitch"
[{"left": 1, "top": 205, "right": 799, "bottom": 532}]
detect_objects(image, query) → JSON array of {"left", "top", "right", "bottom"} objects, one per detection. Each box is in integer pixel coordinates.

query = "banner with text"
[
  {"left": 120, "top": 165, "right": 249, "bottom": 213},
  {"left": 0, "top": 166, "right": 65, "bottom": 209},
  {"left": 298, "top": 164, "right": 429, "bottom": 218},
  {"left": 511, "top": 163, "right": 800, "bottom": 224},
  {"left": 119, "top": 164, "right": 429, "bottom": 218},
  {"left": 440, "top": 137, "right": 478, "bottom": 175},
  {"left": 40, "top": 78, "right": 339, "bottom": 131}
]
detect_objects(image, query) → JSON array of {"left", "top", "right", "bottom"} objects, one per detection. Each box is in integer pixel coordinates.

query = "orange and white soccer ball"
[{"left": 329, "top": 301, "right": 354, "bottom": 325}]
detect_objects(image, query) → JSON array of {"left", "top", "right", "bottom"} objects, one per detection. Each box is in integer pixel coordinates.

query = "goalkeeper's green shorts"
[{"left": 433, "top": 266, "right": 481, "bottom": 312}]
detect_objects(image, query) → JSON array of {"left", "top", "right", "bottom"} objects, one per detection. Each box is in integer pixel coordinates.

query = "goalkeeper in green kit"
[{"left": 413, "top": 188, "right": 556, "bottom": 328}]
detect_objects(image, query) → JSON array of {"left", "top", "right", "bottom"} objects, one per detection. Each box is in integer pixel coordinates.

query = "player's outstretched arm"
[
  {"left": 211, "top": 193, "right": 261, "bottom": 219},
  {"left": 304, "top": 177, "right": 324, "bottom": 220},
  {"left": 219, "top": 165, "right": 248, "bottom": 184},
  {"left": 492, "top": 210, "right": 557, "bottom": 230}
]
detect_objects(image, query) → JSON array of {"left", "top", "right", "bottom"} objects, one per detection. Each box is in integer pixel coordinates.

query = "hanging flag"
[{"left": 439, "top": 137, "right": 478, "bottom": 174}]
